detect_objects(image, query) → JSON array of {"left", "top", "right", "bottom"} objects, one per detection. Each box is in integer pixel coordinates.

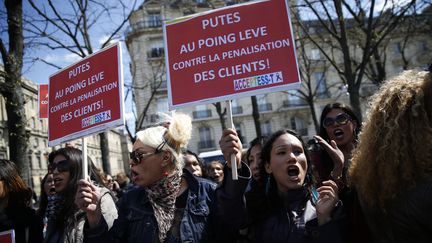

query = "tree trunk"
[
  {"left": 0, "top": 0, "right": 30, "bottom": 185},
  {"left": 99, "top": 132, "right": 111, "bottom": 175},
  {"left": 251, "top": 96, "right": 261, "bottom": 137},
  {"left": 214, "top": 102, "right": 226, "bottom": 130},
  {"left": 347, "top": 87, "right": 363, "bottom": 122}
]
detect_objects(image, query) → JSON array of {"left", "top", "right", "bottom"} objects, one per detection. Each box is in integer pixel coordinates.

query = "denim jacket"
[{"left": 84, "top": 168, "right": 249, "bottom": 243}]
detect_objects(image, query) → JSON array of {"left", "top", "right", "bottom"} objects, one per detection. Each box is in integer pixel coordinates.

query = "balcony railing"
[
  {"left": 198, "top": 140, "right": 215, "bottom": 150},
  {"left": 258, "top": 103, "right": 272, "bottom": 112},
  {"left": 232, "top": 106, "right": 243, "bottom": 115},
  {"left": 125, "top": 20, "right": 162, "bottom": 36},
  {"left": 193, "top": 109, "right": 212, "bottom": 119},
  {"left": 283, "top": 99, "right": 308, "bottom": 107},
  {"left": 150, "top": 80, "right": 167, "bottom": 91}
]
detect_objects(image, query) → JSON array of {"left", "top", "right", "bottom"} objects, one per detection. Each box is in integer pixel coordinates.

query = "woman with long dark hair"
[
  {"left": 0, "top": 159, "right": 43, "bottom": 243},
  {"left": 313, "top": 102, "right": 360, "bottom": 186},
  {"left": 44, "top": 147, "right": 116, "bottom": 243},
  {"left": 220, "top": 129, "right": 344, "bottom": 243}
]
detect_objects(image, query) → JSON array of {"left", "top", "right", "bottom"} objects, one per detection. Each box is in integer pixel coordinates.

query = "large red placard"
[
  {"left": 48, "top": 43, "right": 124, "bottom": 146},
  {"left": 164, "top": 0, "right": 300, "bottom": 109}
]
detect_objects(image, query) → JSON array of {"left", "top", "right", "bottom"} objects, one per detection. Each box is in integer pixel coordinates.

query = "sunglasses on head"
[
  {"left": 48, "top": 160, "right": 71, "bottom": 172},
  {"left": 323, "top": 113, "right": 352, "bottom": 128}
]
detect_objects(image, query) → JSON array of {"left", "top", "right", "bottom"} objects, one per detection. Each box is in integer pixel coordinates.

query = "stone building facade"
[{"left": 125, "top": 0, "right": 431, "bottom": 155}]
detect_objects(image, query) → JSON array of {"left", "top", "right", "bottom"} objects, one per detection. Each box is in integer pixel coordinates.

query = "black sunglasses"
[
  {"left": 129, "top": 151, "right": 155, "bottom": 165},
  {"left": 323, "top": 113, "right": 352, "bottom": 128},
  {"left": 48, "top": 160, "right": 72, "bottom": 172}
]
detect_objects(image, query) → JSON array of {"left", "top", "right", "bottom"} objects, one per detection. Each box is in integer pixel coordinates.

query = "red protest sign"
[
  {"left": 164, "top": 0, "right": 300, "bottom": 109},
  {"left": 38, "top": 84, "right": 49, "bottom": 119},
  {"left": 0, "top": 230, "right": 14, "bottom": 243},
  {"left": 48, "top": 43, "right": 124, "bottom": 146}
]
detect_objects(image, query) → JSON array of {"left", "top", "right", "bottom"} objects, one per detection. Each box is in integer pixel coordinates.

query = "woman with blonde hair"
[
  {"left": 349, "top": 69, "right": 432, "bottom": 242},
  {"left": 77, "top": 113, "right": 248, "bottom": 242}
]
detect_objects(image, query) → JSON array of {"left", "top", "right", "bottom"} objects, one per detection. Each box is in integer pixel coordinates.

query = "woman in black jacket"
[
  {"left": 220, "top": 129, "right": 345, "bottom": 243},
  {"left": 0, "top": 159, "right": 43, "bottom": 243}
]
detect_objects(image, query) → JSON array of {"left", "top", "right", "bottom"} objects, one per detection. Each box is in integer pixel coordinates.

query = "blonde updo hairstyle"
[{"left": 135, "top": 113, "right": 192, "bottom": 172}]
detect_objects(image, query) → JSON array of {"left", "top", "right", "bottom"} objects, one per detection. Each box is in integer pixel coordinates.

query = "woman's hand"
[
  {"left": 219, "top": 128, "right": 242, "bottom": 168},
  {"left": 75, "top": 178, "right": 102, "bottom": 228},
  {"left": 316, "top": 180, "right": 339, "bottom": 225},
  {"left": 313, "top": 135, "right": 344, "bottom": 177}
]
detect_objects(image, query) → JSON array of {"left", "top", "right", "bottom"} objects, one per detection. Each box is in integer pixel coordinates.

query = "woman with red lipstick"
[
  {"left": 78, "top": 113, "right": 249, "bottom": 242},
  {"left": 44, "top": 147, "right": 116, "bottom": 243}
]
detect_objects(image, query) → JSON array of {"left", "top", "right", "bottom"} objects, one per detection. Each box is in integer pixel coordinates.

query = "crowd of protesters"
[{"left": 0, "top": 69, "right": 431, "bottom": 242}]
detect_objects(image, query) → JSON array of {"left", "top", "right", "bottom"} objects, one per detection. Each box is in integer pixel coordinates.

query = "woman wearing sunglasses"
[
  {"left": 44, "top": 147, "right": 117, "bottom": 243},
  {"left": 313, "top": 103, "right": 360, "bottom": 187},
  {"left": 76, "top": 113, "right": 248, "bottom": 242},
  {"left": 312, "top": 103, "right": 373, "bottom": 243}
]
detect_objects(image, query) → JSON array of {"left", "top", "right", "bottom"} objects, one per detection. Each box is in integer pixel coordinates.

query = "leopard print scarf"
[{"left": 145, "top": 169, "right": 182, "bottom": 242}]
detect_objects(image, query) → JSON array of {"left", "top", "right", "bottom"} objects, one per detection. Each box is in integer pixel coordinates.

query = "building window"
[
  {"left": 156, "top": 98, "right": 168, "bottom": 113},
  {"left": 231, "top": 99, "right": 243, "bottom": 115},
  {"left": 290, "top": 117, "right": 308, "bottom": 136},
  {"left": 198, "top": 127, "right": 214, "bottom": 149},
  {"left": 257, "top": 94, "right": 272, "bottom": 112},
  {"left": 394, "top": 42, "right": 402, "bottom": 54},
  {"left": 28, "top": 155, "right": 33, "bottom": 170},
  {"left": 314, "top": 72, "right": 329, "bottom": 98},
  {"left": 147, "top": 13, "right": 162, "bottom": 27},
  {"left": 196, "top": 0, "right": 209, "bottom": 7},
  {"left": 310, "top": 49, "right": 321, "bottom": 60},
  {"left": 261, "top": 120, "right": 272, "bottom": 137},
  {"left": 284, "top": 90, "right": 305, "bottom": 107},
  {"left": 39, "top": 119, "right": 44, "bottom": 132},
  {"left": 148, "top": 43, "right": 164, "bottom": 58},
  {"left": 234, "top": 123, "right": 246, "bottom": 145},
  {"left": 37, "top": 156, "right": 42, "bottom": 169},
  {"left": 193, "top": 105, "right": 212, "bottom": 119},
  {"left": 31, "top": 117, "right": 36, "bottom": 128}
]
